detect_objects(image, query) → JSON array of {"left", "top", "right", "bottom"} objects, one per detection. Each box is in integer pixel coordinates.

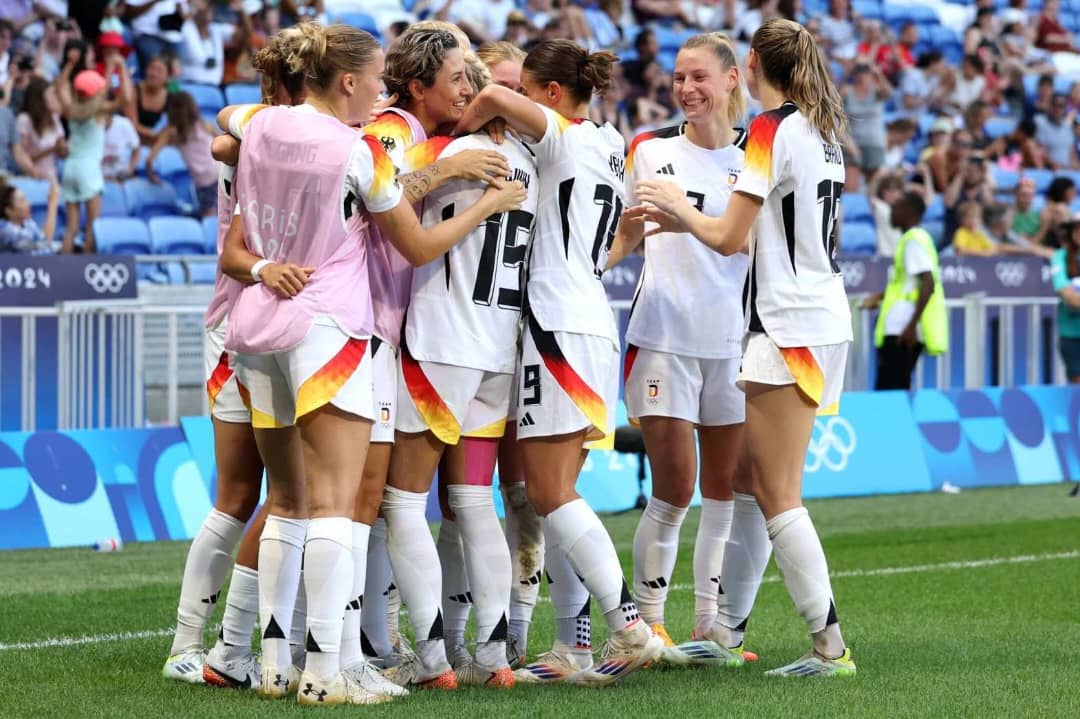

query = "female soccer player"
[
  {"left": 162, "top": 30, "right": 307, "bottom": 688},
  {"left": 609, "top": 32, "right": 759, "bottom": 666},
  {"left": 634, "top": 17, "right": 857, "bottom": 677},
  {"left": 219, "top": 22, "right": 524, "bottom": 705},
  {"left": 455, "top": 39, "right": 664, "bottom": 687}
]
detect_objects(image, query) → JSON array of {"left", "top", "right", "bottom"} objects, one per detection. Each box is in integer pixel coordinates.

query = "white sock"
[
  {"left": 632, "top": 496, "right": 687, "bottom": 625},
  {"left": 361, "top": 518, "right": 392, "bottom": 658},
  {"left": 289, "top": 571, "right": 306, "bottom": 668},
  {"left": 340, "top": 522, "right": 370, "bottom": 670},
  {"left": 502, "top": 481, "right": 544, "bottom": 650},
  {"left": 258, "top": 515, "right": 307, "bottom": 669},
  {"left": 170, "top": 509, "right": 245, "bottom": 654},
  {"left": 303, "top": 516, "right": 354, "bottom": 679},
  {"left": 545, "top": 542, "right": 591, "bottom": 650},
  {"left": 693, "top": 498, "right": 734, "bottom": 633},
  {"left": 219, "top": 565, "right": 259, "bottom": 652},
  {"left": 436, "top": 518, "right": 470, "bottom": 651},
  {"left": 386, "top": 579, "right": 401, "bottom": 647},
  {"left": 449, "top": 485, "right": 512, "bottom": 668},
  {"left": 543, "top": 499, "right": 637, "bottom": 632},
  {"left": 383, "top": 486, "right": 448, "bottom": 674},
  {"left": 767, "top": 507, "right": 845, "bottom": 657},
  {"left": 714, "top": 493, "right": 771, "bottom": 645}
]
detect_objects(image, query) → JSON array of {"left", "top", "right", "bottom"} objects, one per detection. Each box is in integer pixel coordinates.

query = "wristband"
[{"left": 250, "top": 259, "right": 271, "bottom": 283}]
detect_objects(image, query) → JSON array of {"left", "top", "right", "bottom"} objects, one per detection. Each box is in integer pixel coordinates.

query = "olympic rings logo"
[
  {"left": 994, "top": 261, "right": 1027, "bottom": 288},
  {"left": 804, "top": 416, "right": 857, "bottom": 473},
  {"left": 838, "top": 260, "right": 866, "bottom": 288},
  {"left": 83, "top": 263, "right": 130, "bottom": 294}
]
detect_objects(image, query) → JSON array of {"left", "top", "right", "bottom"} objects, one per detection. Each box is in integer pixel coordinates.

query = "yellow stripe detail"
[{"left": 464, "top": 417, "right": 507, "bottom": 439}]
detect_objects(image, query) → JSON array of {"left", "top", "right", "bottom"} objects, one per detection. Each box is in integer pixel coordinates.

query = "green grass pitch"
[{"left": 1, "top": 484, "right": 1079, "bottom": 718}]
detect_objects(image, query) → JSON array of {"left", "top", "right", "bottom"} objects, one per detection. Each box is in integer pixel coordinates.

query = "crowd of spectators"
[{"left": 1, "top": 1, "right": 1080, "bottom": 259}]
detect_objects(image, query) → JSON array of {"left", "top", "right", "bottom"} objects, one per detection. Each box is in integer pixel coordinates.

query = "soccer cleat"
[
  {"left": 506, "top": 635, "right": 526, "bottom": 670},
  {"left": 764, "top": 648, "right": 857, "bottom": 678},
  {"left": 203, "top": 644, "right": 260, "bottom": 690},
  {"left": 676, "top": 622, "right": 749, "bottom": 667},
  {"left": 448, "top": 644, "right": 473, "bottom": 671},
  {"left": 344, "top": 661, "right": 410, "bottom": 699},
  {"left": 566, "top": 620, "right": 664, "bottom": 687},
  {"left": 649, "top": 623, "right": 693, "bottom": 666},
  {"left": 454, "top": 655, "right": 515, "bottom": 688},
  {"left": 296, "top": 670, "right": 393, "bottom": 706},
  {"left": 513, "top": 641, "right": 593, "bottom": 684},
  {"left": 372, "top": 642, "right": 420, "bottom": 688},
  {"left": 258, "top": 664, "right": 300, "bottom": 699},
  {"left": 162, "top": 649, "right": 206, "bottom": 684},
  {"left": 414, "top": 669, "right": 458, "bottom": 690}
]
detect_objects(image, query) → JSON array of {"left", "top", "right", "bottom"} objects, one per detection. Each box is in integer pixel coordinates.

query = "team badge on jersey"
[
  {"left": 379, "top": 402, "right": 392, "bottom": 427},
  {"left": 727, "top": 168, "right": 740, "bottom": 184}
]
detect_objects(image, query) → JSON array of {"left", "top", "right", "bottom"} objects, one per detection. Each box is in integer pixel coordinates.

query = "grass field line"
[{"left": 2, "top": 548, "right": 1077, "bottom": 653}]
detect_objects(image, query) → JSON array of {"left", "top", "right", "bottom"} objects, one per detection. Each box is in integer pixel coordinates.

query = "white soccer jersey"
[
  {"left": 733, "top": 103, "right": 853, "bottom": 347},
  {"left": 625, "top": 124, "right": 749, "bottom": 359},
  {"left": 524, "top": 105, "right": 625, "bottom": 345},
  {"left": 405, "top": 134, "right": 539, "bottom": 374}
]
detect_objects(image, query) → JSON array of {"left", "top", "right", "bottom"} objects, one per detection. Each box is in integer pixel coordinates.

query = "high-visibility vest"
[{"left": 873, "top": 226, "right": 949, "bottom": 356}]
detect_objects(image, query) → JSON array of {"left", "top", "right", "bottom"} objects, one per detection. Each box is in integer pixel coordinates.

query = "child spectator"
[
  {"left": 953, "top": 201, "right": 998, "bottom": 255},
  {"left": 147, "top": 91, "right": 217, "bottom": 217}
]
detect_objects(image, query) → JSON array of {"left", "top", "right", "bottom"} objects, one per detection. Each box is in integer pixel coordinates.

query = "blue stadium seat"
[
  {"left": 985, "top": 117, "right": 1018, "bottom": 140},
  {"left": 841, "top": 193, "right": 873, "bottom": 224},
  {"left": 852, "top": 0, "right": 882, "bottom": 20},
  {"left": 11, "top": 178, "right": 57, "bottom": 231},
  {"left": 124, "top": 177, "right": 182, "bottom": 219},
  {"left": 925, "top": 195, "right": 945, "bottom": 222},
  {"left": 224, "top": 83, "right": 262, "bottom": 106},
  {"left": 188, "top": 262, "right": 218, "bottom": 284},
  {"left": 149, "top": 215, "right": 204, "bottom": 255},
  {"left": 94, "top": 217, "right": 151, "bottom": 255},
  {"left": 151, "top": 145, "right": 190, "bottom": 183},
  {"left": 927, "top": 25, "right": 959, "bottom": 46},
  {"left": 842, "top": 222, "right": 877, "bottom": 255},
  {"left": 202, "top": 216, "right": 218, "bottom": 253},
  {"left": 101, "top": 181, "right": 127, "bottom": 217},
  {"left": 1024, "top": 168, "right": 1055, "bottom": 193},
  {"left": 332, "top": 12, "right": 379, "bottom": 35},
  {"left": 923, "top": 220, "right": 945, "bottom": 245},
  {"left": 179, "top": 83, "right": 226, "bottom": 116},
  {"left": 908, "top": 5, "right": 939, "bottom": 24},
  {"left": 992, "top": 167, "right": 1020, "bottom": 192},
  {"left": 652, "top": 25, "right": 684, "bottom": 51}
]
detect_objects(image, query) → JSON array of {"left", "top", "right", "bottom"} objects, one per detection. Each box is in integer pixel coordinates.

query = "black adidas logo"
[
  {"left": 656, "top": 164, "right": 674, "bottom": 175},
  {"left": 520, "top": 570, "right": 542, "bottom": 586},
  {"left": 642, "top": 576, "right": 668, "bottom": 589},
  {"left": 201, "top": 591, "right": 221, "bottom": 605},
  {"left": 519, "top": 412, "right": 536, "bottom": 428},
  {"left": 449, "top": 592, "right": 473, "bottom": 604}
]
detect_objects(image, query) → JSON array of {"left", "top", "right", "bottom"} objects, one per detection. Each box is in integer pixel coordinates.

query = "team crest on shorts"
[
  {"left": 379, "top": 402, "right": 392, "bottom": 426},
  {"left": 646, "top": 379, "right": 660, "bottom": 404}
]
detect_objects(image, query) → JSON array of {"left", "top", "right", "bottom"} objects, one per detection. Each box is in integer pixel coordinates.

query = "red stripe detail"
[{"left": 623, "top": 344, "right": 639, "bottom": 385}]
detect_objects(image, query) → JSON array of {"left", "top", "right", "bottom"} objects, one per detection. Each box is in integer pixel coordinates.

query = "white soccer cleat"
[
  {"left": 202, "top": 643, "right": 260, "bottom": 690},
  {"left": 448, "top": 644, "right": 473, "bottom": 671},
  {"left": 675, "top": 622, "right": 748, "bottom": 668},
  {"left": 344, "top": 660, "right": 410, "bottom": 698},
  {"left": 296, "top": 670, "right": 393, "bottom": 706},
  {"left": 649, "top": 623, "right": 694, "bottom": 666},
  {"left": 371, "top": 646, "right": 420, "bottom": 688},
  {"left": 258, "top": 664, "right": 300, "bottom": 699},
  {"left": 513, "top": 641, "right": 594, "bottom": 684},
  {"left": 506, "top": 635, "right": 526, "bottom": 669},
  {"left": 162, "top": 649, "right": 205, "bottom": 684},
  {"left": 566, "top": 619, "right": 664, "bottom": 687},
  {"left": 764, "top": 648, "right": 856, "bottom": 678}
]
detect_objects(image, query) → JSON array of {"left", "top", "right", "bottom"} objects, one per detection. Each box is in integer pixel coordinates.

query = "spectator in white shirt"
[
  {"left": 179, "top": 0, "right": 236, "bottom": 86},
  {"left": 1036, "top": 93, "right": 1076, "bottom": 169},
  {"left": 102, "top": 112, "right": 140, "bottom": 182},
  {"left": 819, "top": 0, "right": 856, "bottom": 61},
  {"left": 950, "top": 54, "right": 986, "bottom": 111},
  {"left": 128, "top": 1, "right": 188, "bottom": 72}
]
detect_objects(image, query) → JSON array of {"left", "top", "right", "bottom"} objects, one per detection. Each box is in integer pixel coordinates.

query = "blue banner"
[
  {"left": 0, "top": 254, "right": 137, "bottom": 306},
  {"left": 2, "top": 386, "right": 1076, "bottom": 550}
]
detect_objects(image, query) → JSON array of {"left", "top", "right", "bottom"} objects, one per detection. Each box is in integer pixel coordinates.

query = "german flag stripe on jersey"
[
  {"left": 623, "top": 344, "right": 639, "bottom": 385},
  {"left": 779, "top": 346, "right": 825, "bottom": 408},
  {"left": 402, "top": 136, "right": 455, "bottom": 173},
  {"left": 528, "top": 316, "right": 607, "bottom": 436},
  {"left": 626, "top": 124, "right": 681, "bottom": 174},
  {"left": 361, "top": 134, "right": 400, "bottom": 202},
  {"left": 294, "top": 337, "right": 369, "bottom": 422},
  {"left": 464, "top": 417, "right": 507, "bottom": 439},
  {"left": 743, "top": 104, "right": 796, "bottom": 192},
  {"left": 206, "top": 351, "right": 233, "bottom": 413},
  {"left": 401, "top": 346, "right": 462, "bottom": 445},
  {"left": 361, "top": 111, "right": 415, "bottom": 159},
  {"left": 235, "top": 379, "right": 281, "bottom": 429}
]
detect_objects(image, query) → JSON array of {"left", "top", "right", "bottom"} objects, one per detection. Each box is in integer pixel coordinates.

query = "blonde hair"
[
  {"left": 384, "top": 27, "right": 462, "bottom": 108},
  {"left": 750, "top": 18, "right": 847, "bottom": 143},
  {"left": 477, "top": 41, "right": 526, "bottom": 68},
  {"left": 252, "top": 26, "right": 306, "bottom": 104},
  {"left": 408, "top": 19, "right": 470, "bottom": 50},
  {"left": 286, "top": 22, "right": 381, "bottom": 96},
  {"left": 463, "top": 50, "right": 491, "bottom": 95},
  {"left": 680, "top": 32, "right": 745, "bottom": 126}
]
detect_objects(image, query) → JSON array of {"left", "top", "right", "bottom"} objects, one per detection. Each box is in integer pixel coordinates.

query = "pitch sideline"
[{"left": 2, "top": 549, "right": 1077, "bottom": 653}]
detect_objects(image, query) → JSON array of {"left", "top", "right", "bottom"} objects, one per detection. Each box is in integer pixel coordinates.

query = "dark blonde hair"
[
  {"left": 463, "top": 51, "right": 491, "bottom": 95},
  {"left": 524, "top": 40, "right": 617, "bottom": 103},
  {"left": 383, "top": 27, "right": 461, "bottom": 108},
  {"left": 252, "top": 26, "right": 307, "bottom": 104},
  {"left": 166, "top": 91, "right": 200, "bottom": 144},
  {"left": 680, "top": 32, "right": 745, "bottom": 126},
  {"left": 287, "top": 22, "right": 381, "bottom": 96},
  {"left": 751, "top": 18, "right": 847, "bottom": 142},
  {"left": 408, "top": 19, "right": 470, "bottom": 49},
  {"left": 477, "top": 41, "right": 526, "bottom": 68}
]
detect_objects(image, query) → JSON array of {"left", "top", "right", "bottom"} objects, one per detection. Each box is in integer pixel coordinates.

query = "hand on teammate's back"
[
  {"left": 483, "top": 177, "right": 528, "bottom": 214},
  {"left": 443, "top": 149, "right": 511, "bottom": 186},
  {"left": 259, "top": 263, "right": 315, "bottom": 298}
]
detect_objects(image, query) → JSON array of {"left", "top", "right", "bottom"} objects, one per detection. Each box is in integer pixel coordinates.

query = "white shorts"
[
  {"left": 516, "top": 316, "right": 618, "bottom": 449},
  {"left": 736, "top": 332, "right": 848, "bottom": 415},
  {"left": 370, "top": 336, "right": 397, "bottom": 444},
  {"left": 624, "top": 345, "right": 745, "bottom": 426},
  {"left": 205, "top": 321, "right": 249, "bottom": 424},
  {"left": 233, "top": 320, "right": 375, "bottom": 429},
  {"left": 397, "top": 345, "right": 512, "bottom": 444}
]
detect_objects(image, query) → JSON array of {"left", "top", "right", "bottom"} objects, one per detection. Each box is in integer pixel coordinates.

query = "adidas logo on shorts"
[{"left": 519, "top": 412, "right": 536, "bottom": 428}]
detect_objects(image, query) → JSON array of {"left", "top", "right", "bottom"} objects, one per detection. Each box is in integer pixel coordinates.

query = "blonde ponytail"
[
  {"left": 751, "top": 18, "right": 847, "bottom": 143},
  {"left": 286, "top": 22, "right": 380, "bottom": 96},
  {"left": 463, "top": 50, "right": 492, "bottom": 95},
  {"left": 681, "top": 32, "right": 746, "bottom": 126}
]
